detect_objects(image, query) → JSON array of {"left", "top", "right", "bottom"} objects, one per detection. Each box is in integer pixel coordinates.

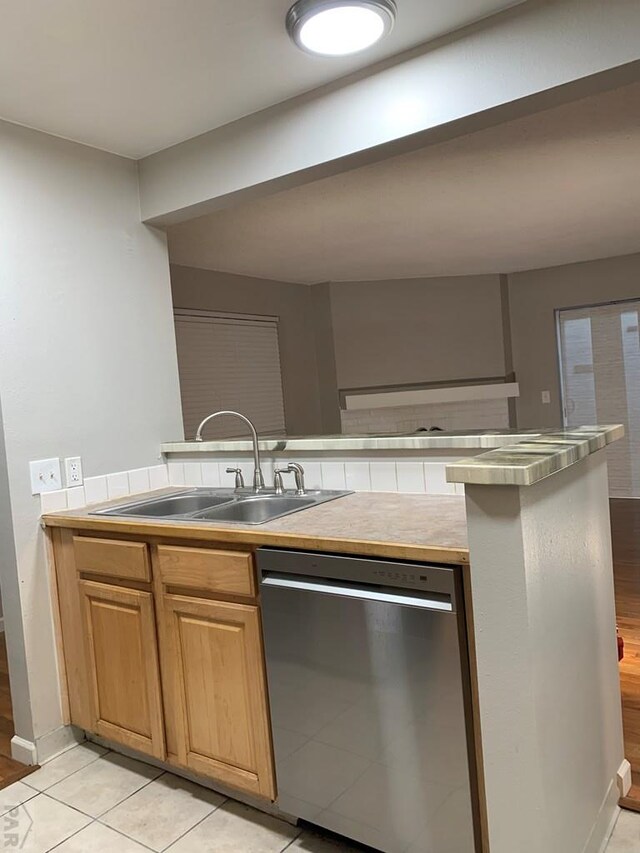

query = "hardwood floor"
[
  {"left": 612, "top": 498, "right": 640, "bottom": 812},
  {"left": 0, "top": 632, "right": 36, "bottom": 788}
]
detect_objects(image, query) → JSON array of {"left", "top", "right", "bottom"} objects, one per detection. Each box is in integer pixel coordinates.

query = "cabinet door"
[
  {"left": 163, "top": 594, "right": 275, "bottom": 799},
  {"left": 79, "top": 580, "right": 165, "bottom": 759}
]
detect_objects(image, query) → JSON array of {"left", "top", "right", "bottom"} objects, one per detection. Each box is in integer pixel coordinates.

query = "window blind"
[{"left": 174, "top": 309, "right": 286, "bottom": 440}]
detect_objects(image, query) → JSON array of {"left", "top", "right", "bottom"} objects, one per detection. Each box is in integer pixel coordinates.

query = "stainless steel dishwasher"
[{"left": 258, "top": 548, "right": 478, "bottom": 853}]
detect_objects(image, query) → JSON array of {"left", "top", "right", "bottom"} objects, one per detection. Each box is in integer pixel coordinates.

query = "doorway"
[{"left": 558, "top": 299, "right": 640, "bottom": 806}]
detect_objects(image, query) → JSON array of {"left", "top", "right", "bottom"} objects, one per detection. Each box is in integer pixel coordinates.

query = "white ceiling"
[
  {"left": 0, "top": 0, "right": 524, "bottom": 158},
  {"left": 167, "top": 82, "right": 640, "bottom": 282}
]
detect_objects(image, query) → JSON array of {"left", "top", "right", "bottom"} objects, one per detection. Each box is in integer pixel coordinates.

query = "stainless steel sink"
[
  {"left": 194, "top": 496, "right": 317, "bottom": 524},
  {"left": 95, "top": 490, "right": 237, "bottom": 519},
  {"left": 92, "top": 488, "right": 350, "bottom": 525}
]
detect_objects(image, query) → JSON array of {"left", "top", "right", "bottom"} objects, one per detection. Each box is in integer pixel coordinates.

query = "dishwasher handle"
[{"left": 262, "top": 573, "right": 453, "bottom": 613}]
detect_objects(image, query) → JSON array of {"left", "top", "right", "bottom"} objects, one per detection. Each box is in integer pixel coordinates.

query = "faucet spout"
[{"left": 195, "top": 410, "right": 265, "bottom": 492}]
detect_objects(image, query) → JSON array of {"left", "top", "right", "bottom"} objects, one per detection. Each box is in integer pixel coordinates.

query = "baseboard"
[
  {"left": 583, "top": 778, "right": 621, "bottom": 853},
  {"left": 617, "top": 759, "right": 632, "bottom": 798},
  {"left": 12, "top": 725, "right": 86, "bottom": 766},
  {"left": 11, "top": 736, "right": 37, "bottom": 765},
  {"left": 34, "top": 725, "right": 85, "bottom": 765}
]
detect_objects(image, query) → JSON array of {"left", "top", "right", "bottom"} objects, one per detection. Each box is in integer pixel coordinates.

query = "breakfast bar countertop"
[{"left": 162, "top": 425, "right": 624, "bottom": 488}]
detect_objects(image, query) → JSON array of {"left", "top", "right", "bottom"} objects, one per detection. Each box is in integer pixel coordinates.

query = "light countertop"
[
  {"left": 162, "top": 425, "right": 624, "bottom": 487},
  {"left": 161, "top": 429, "right": 542, "bottom": 454},
  {"left": 42, "top": 490, "right": 469, "bottom": 565},
  {"left": 445, "top": 424, "right": 623, "bottom": 485}
]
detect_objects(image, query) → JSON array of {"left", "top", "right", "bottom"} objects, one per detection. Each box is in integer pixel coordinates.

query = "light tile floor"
[{"left": 0, "top": 742, "right": 636, "bottom": 851}]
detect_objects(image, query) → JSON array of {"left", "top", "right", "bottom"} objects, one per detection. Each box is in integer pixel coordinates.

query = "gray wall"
[
  {"left": 508, "top": 252, "right": 640, "bottom": 427},
  {"left": 329, "top": 275, "right": 506, "bottom": 389},
  {"left": 170, "top": 256, "right": 640, "bottom": 440},
  {"left": 0, "top": 119, "right": 184, "bottom": 750},
  {"left": 170, "top": 265, "right": 341, "bottom": 435}
]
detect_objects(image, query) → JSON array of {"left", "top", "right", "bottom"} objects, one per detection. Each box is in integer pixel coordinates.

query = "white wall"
[
  {"left": 465, "top": 451, "right": 623, "bottom": 852},
  {"left": 0, "top": 119, "right": 184, "bottom": 758},
  {"left": 138, "top": 0, "right": 640, "bottom": 225}
]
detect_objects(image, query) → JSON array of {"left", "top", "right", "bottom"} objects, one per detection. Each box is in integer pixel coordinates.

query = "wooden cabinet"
[
  {"left": 50, "top": 528, "right": 275, "bottom": 800},
  {"left": 156, "top": 545, "right": 254, "bottom": 597},
  {"left": 74, "top": 536, "right": 151, "bottom": 582},
  {"left": 79, "top": 579, "right": 165, "bottom": 759},
  {"left": 161, "top": 594, "right": 274, "bottom": 798}
]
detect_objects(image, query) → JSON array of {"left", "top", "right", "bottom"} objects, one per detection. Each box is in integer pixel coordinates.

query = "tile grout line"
[
  {"left": 92, "top": 769, "right": 233, "bottom": 852},
  {"left": 151, "top": 796, "right": 229, "bottom": 852},
  {"left": 44, "top": 817, "right": 93, "bottom": 853},
  {"left": 153, "top": 796, "right": 302, "bottom": 853},
  {"left": 42, "top": 771, "right": 164, "bottom": 853},
  {"left": 22, "top": 745, "right": 111, "bottom": 794},
  {"left": 93, "top": 766, "right": 165, "bottom": 821},
  {"left": 0, "top": 786, "right": 39, "bottom": 821},
  {"left": 42, "top": 761, "right": 164, "bottom": 822},
  {"left": 44, "top": 808, "right": 156, "bottom": 853},
  {"left": 25, "top": 746, "right": 298, "bottom": 853},
  {"left": 41, "top": 789, "right": 113, "bottom": 822},
  {"left": 38, "top": 790, "right": 97, "bottom": 852},
  {"left": 90, "top": 817, "right": 160, "bottom": 853},
  {"left": 280, "top": 832, "right": 302, "bottom": 852}
]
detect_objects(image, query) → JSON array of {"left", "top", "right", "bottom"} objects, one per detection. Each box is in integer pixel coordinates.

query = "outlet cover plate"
[
  {"left": 64, "top": 456, "right": 83, "bottom": 487},
  {"left": 30, "top": 458, "right": 63, "bottom": 494}
]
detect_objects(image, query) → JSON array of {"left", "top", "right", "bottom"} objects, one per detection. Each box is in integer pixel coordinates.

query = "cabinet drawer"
[
  {"left": 157, "top": 545, "right": 255, "bottom": 597},
  {"left": 73, "top": 536, "right": 151, "bottom": 582}
]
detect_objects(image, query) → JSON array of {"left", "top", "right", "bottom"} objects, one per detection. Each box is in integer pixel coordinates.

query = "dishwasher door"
[{"left": 258, "top": 549, "right": 477, "bottom": 853}]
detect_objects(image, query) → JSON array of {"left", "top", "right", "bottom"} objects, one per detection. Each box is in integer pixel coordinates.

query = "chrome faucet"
[
  {"left": 273, "top": 463, "right": 306, "bottom": 496},
  {"left": 195, "top": 411, "right": 265, "bottom": 492},
  {"left": 226, "top": 467, "right": 245, "bottom": 490},
  {"left": 273, "top": 467, "right": 287, "bottom": 496}
]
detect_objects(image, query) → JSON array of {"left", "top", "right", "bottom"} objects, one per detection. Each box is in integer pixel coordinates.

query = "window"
[
  {"left": 174, "top": 309, "right": 286, "bottom": 440},
  {"left": 557, "top": 300, "right": 640, "bottom": 496}
]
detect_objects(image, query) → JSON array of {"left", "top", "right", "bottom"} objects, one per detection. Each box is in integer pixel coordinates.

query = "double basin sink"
[{"left": 92, "top": 487, "right": 351, "bottom": 525}]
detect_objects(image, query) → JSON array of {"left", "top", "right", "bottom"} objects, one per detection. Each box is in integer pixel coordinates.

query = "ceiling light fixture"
[{"left": 286, "top": 0, "right": 397, "bottom": 57}]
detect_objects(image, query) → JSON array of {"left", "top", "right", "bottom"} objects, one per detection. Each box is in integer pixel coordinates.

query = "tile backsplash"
[
  {"left": 166, "top": 456, "right": 465, "bottom": 497},
  {"left": 39, "top": 453, "right": 466, "bottom": 515},
  {"left": 39, "top": 464, "right": 169, "bottom": 514}
]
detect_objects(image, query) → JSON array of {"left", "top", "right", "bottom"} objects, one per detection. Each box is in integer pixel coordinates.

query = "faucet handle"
[
  {"left": 226, "top": 467, "right": 245, "bottom": 489},
  {"left": 273, "top": 468, "right": 287, "bottom": 495}
]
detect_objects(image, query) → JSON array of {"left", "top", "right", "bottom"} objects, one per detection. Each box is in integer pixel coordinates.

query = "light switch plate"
[
  {"left": 541, "top": 390, "right": 551, "bottom": 404},
  {"left": 64, "top": 456, "right": 83, "bottom": 487},
  {"left": 30, "top": 458, "right": 62, "bottom": 494}
]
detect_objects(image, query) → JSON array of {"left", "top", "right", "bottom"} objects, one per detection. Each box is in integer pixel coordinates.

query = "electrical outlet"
[
  {"left": 64, "top": 456, "right": 83, "bottom": 487},
  {"left": 541, "top": 390, "right": 551, "bottom": 404},
  {"left": 29, "top": 458, "right": 62, "bottom": 494}
]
